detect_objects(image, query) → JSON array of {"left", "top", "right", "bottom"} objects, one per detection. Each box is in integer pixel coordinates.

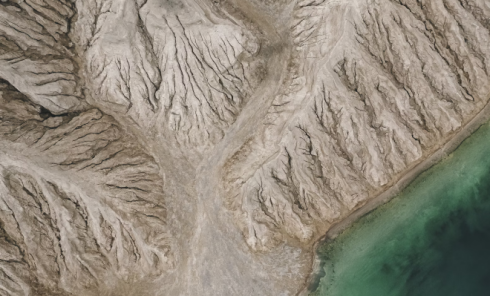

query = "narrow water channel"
[{"left": 310, "top": 121, "right": 490, "bottom": 296}]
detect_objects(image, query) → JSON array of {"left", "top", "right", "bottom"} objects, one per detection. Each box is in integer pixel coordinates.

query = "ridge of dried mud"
[{"left": 0, "top": 0, "right": 489, "bottom": 295}]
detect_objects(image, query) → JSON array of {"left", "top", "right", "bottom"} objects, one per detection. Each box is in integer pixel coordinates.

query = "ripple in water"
[{"left": 311, "top": 121, "right": 490, "bottom": 296}]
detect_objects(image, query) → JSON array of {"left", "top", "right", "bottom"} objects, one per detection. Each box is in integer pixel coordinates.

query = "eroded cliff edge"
[{"left": 0, "top": 0, "right": 489, "bottom": 295}]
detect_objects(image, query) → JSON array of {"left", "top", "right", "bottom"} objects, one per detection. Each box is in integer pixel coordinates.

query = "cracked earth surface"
[{"left": 0, "top": 0, "right": 489, "bottom": 295}]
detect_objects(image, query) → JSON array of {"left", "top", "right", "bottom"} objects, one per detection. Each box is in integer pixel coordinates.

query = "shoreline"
[{"left": 297, "top": 98, "right": 490, "bottom": 296}]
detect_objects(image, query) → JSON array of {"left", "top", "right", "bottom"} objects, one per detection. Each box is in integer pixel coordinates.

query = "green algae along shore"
[{"left": 308, "top": 117, "right": 490, "bottom": 295}]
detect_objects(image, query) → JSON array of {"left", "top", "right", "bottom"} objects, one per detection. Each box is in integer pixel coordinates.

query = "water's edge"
[{"left": 297, "top": 99, "right": 490, "bottom": 296}]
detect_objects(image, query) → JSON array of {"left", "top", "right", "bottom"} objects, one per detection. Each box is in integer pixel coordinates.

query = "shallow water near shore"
[{"left": 310, "top": 121, "right": 490, "bottom": 296}]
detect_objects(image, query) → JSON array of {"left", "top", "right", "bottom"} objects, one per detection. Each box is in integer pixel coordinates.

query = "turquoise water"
[{"left": 310, "top": 121, "right": 490, "bottom": 296}]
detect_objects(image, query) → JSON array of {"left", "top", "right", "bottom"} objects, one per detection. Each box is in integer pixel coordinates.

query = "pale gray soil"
[{"left": 0, "top": 0, "right": 489, "bottom": 295}]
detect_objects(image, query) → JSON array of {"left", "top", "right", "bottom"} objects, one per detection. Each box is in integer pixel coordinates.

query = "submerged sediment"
[{"left": 309, "top": 119, "right": 490, "bottom": 296}]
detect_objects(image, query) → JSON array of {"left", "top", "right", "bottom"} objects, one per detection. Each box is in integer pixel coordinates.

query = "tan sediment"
[{"left": 297, "top": 98, "right": 490, "bottom": 296}]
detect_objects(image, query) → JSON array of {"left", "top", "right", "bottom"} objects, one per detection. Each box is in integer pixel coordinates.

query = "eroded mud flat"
[
  {"left": 0, "top": 0, "right": 490, "bottom": 295},
  {"left": 311, "top": 120, "right": 490, "bottom": 296}
]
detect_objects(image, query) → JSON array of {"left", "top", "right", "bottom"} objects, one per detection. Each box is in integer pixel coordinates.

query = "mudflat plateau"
[{"left": 0, "top": 0, "right": 489, "bottom": 295}]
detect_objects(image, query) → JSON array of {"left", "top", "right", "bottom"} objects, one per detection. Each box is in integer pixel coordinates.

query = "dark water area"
[{"left": 310, "top": 121, "right": 490, "bottom": 296}]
